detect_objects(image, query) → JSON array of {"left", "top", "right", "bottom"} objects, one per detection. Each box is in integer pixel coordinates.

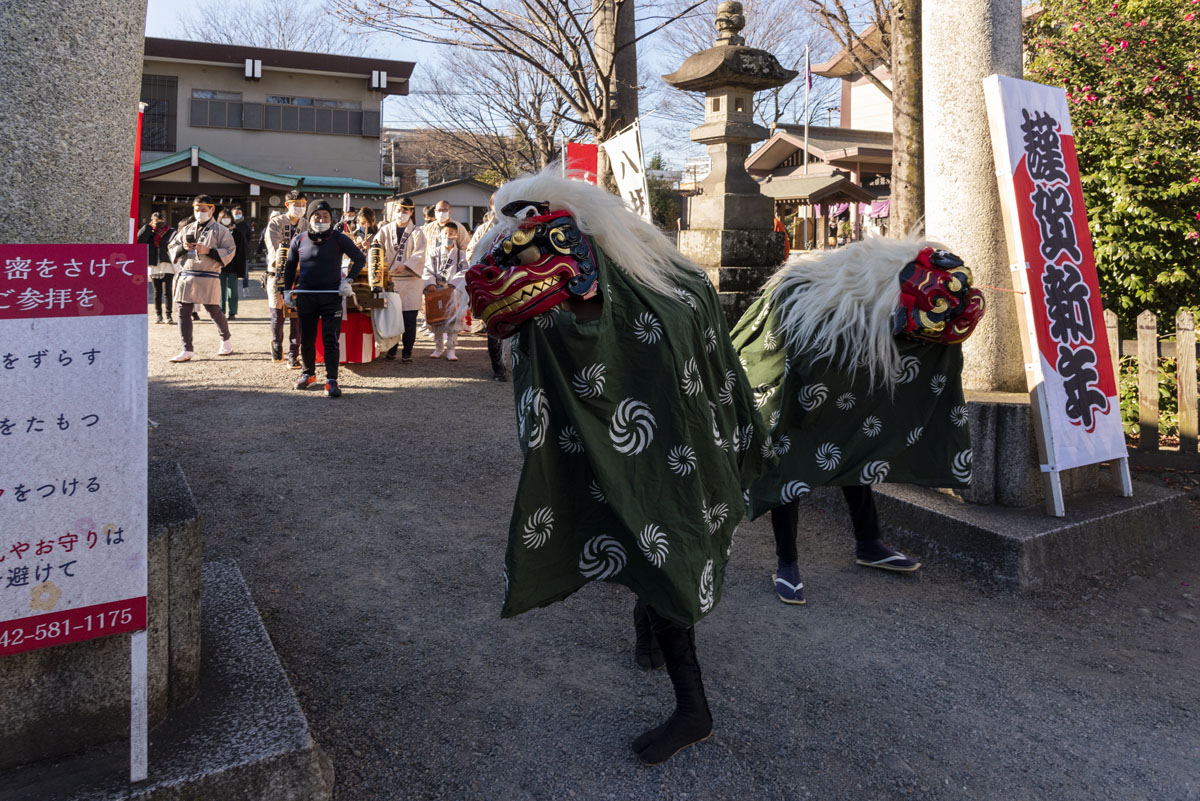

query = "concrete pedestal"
[
  {"left": 864, "top": 479, "right": 1189, "bottom": 589},
  {"left": 3, "top": 562, "right": 334, "bottom": 801}
]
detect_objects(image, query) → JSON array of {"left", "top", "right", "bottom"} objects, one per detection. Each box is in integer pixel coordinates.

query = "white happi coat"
[
  {"left": 168, "top": 219, "right": 234, "bottom": 306},
  {"left": 423, "top": 243, "right": 469, "bottom": 335},
  {"left": 377, "top": 220, "right": 427, "bottom": 312},
  {"left": 263, "top": 213, "right": 308, "bottom": 310}
]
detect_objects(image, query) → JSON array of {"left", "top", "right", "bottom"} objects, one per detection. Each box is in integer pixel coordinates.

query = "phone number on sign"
[{"left": 0, "top": 599, "right": 145, "bottom": 655}]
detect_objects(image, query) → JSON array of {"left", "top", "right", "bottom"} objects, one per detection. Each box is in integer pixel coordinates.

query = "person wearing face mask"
[
  {"left": 218, "top": 209, "right": 247, "bottom": 319},
  {"left": 376, "top": 196, "right": 427, "bottom": 362},
  {"left": 167, "top": 194, "right": 236, "bottom": 362},
  {"left": 282, "top": 200, "right": 366, "bottom": 397},
  {"left": 264, "top": 189, "right": 309, "bottom": 366},
  {"left": 422, "top": 220, "right": 470, "bottom": 361},
  {"left": 421, "top": 199, "right": 471, "bottom": 253},
  {"left": 466, "top": 194, "right": 507, "bottom": 381}
]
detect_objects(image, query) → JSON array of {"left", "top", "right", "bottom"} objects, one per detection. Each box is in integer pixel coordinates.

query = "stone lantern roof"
[{"left": 661, "top": 2, "right": 797, "bottom": 92}]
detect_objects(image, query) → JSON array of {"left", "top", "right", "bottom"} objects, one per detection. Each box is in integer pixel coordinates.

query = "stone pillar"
[
  {"left": 922, "top": 0, "right": 1024, "bottom": 392},
  {"left": 0, "top": 0, "right": 146, "bottom": 245}
]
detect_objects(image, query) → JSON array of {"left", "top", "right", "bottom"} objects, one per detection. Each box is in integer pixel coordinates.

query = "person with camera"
[
  {"left": 264, "top": 189, "right": 309, "bottom": 366},
  {"left": 282, "top": 200, "right": 366, "bottom": 398},
  {"left": 167, "top": 194, "right": 236, "bottom": 362},
  {"left": 137, "top": 211, "right": 174, "bottom": 324}
]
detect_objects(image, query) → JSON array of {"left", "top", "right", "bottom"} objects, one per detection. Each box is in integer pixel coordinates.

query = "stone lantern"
[{"left": 662, "top": 1, "right": 796, "bottom": 321}]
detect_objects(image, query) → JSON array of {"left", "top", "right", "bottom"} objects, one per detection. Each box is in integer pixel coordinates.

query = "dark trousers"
[
  {"left": 387, "top": 310, "right": 420, "bottom": 358},
  {"left": 487, "top": 334, "right": 505, "bottom": 375},
  {"left": 271, "top": 307, "right": 299, "bottom": 358},
  {"left": 151, "top": 274, "right": 173, "bottom": 318},
  {"left": 219, "top": 272, "right": 239, "bottom": 315},
  {"left": 177, "top": 302, "right": 230, "bottom": 351},
  {"left": 297, "top": 293, "right": 343, "bottom": 381},
  {"left": 771, "top": 486, "right": 880, "bottom": 564}
]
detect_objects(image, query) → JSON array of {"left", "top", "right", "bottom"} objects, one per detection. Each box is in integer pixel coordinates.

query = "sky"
[{"left": 142, "top": 0, "right": 825, "bottom": 170}]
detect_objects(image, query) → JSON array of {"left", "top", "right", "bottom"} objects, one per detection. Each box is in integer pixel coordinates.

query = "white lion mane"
[
  {"left": 766, "top": 233, "right": 947, "bottom": 391},
  {"left": 471, "top": 169, "right": 701, "bottom": 297}
]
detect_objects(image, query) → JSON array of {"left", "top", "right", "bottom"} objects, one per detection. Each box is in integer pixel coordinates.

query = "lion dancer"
[
  {"left": 730, "top": 238, "right": 984, "bottom": 604},
  {"left": 264, "top": 189, "right": 309, "bottom": 367},
  {"left": 466, "top": 172, "right": 771, "bottom": 766}
]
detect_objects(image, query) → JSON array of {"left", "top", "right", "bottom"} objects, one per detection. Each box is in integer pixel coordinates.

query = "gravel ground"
[{"left": 148, "top": 290, "right": 1200, "bottom": 801}]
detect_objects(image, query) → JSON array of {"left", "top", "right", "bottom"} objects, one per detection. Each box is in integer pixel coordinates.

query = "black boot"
[
  {"left": 632, "top": 608, "right": 713, "bottom": 766},
  {"left": 271, "top": 341, "right": 283, "bottom": 362},
  {"left": 633, "top": 600, "right": 665, "bottom": 671}
]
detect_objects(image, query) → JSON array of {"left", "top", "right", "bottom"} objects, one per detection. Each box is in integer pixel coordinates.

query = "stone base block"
[
  {"left": 703, "top": 264, "right": 777, "bottom": 293},
  {"left": 2, "top": 561, "right": 333, "bottom": 801},
  {"left": 834, "top": 477, "right": 1190, "bottom": 589},
  {"left": 963, "top": 393, "right": 1099, "bottom": 507},
  {"left": 0, "top": 460, "right": 202, "bottom": 771},
  {"left": 687, "top": 191, "right": 774, "bottom": 231},
  {"left": 678, "top": 228, "right": 785, "bottom": 268}
]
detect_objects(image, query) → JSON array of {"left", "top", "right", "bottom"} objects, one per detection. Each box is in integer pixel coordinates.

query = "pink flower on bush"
[
  {"left": 1186, "top": 12, "right": 1195, "bottom": 20},
  {"left": 1187, "top": 232, "right": 1200, "bottom": 240},
  {"left": 1119, "top": 39, "right": 1129, "bottom": 48}
]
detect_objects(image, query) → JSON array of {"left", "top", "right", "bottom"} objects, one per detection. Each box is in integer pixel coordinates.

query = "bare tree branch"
[{"left": 178, "top": 0, "right": 371, "bottom": 55}]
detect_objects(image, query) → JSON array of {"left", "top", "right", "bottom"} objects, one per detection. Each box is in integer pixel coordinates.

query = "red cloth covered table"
[{"left": 316, "top": 311, "right": 377, "bottom": 364}]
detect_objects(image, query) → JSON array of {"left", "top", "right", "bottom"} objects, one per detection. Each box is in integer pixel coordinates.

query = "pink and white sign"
[
  {"left": 984, "top": 75, "right": 1127, "bottom": 473},
  {"left": 0, "top": 244, "right": 148, "bottom": 656}
]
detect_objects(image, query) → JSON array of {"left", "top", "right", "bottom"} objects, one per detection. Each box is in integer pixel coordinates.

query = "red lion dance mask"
[
  {"left": 892, "top": 247, "right": 985, "bottom": 345},
  {"left": 465, "top": 201, "right": 599, "bottom": 339}
]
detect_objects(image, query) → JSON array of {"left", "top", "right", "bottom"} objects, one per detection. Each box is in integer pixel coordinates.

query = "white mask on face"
[
  {"left": 397, "top": 210, "right": 412, "bottom": 224},
  {"left": 311, "top": 221, "right": 332, "bottom": 233},
  {"left": 435, "top": 210, "right": 450, "bottom": 223},
  {"left": 233, "top": 213, "right": 243, "bottom": 222},
  {"left": 287, "top": 205, "right": 305, "bottom": 219},
  {"left": 219, "top": 217, "right": 232, "bottom": 226},
  {"left": 194, "top": 210, "right": 212, "bottom": 223}
]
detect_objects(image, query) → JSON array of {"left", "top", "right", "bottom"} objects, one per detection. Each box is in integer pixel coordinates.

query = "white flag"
[{"left": 600, "top": 120, "right": 652, "bottom": 223}]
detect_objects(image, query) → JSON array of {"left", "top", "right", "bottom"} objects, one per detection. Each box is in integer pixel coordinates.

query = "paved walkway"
[{"left": 148, "top": 293, "right": 1200, "bottom": 801}]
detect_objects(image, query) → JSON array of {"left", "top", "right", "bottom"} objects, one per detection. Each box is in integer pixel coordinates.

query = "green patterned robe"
[
  {"left": 503, "top": 246, "right": 772, "bottom": 626},
  {"left": 731, "top": 290, "right": 973, "bottom": 521}
]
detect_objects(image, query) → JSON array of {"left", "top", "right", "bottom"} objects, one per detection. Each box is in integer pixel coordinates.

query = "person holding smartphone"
[{"left": 167, "top": 194, "right": 236, "bottom": 362}]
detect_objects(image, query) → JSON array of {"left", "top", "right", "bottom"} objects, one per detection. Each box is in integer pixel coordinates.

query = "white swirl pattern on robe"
[
  {"left": 815, "top": 442, "right": 841, "bottom": 471},
  {"left": 572, "top": 363, "right": 606, "bottom": 398},
  {"left": 609, "top": 398, "right": 656, "bottom": 455},
  {"left": 836, "top": 392, "right": 856, "bottom": 410},
  {"left": 588, "top": 480, "right": 606, "bottom": 504},
  {"left": 951, "top": 404, "right": 969, "bottom": 427},
  {"left": 632, "top": 311, "right": 663, "bottom": 344},
  {"left": 681, "top": 358, "right": 703, "bottom": 396},
  {"left": 798, "top": 383, "right": 828, "bottom": 411},
  {"left": 705, "top": 327, "right": 718, "bottom": 353},
  {"left": 780, "top": 480, "right": 811, "bottom": 503},
  {"left": 951, "top": 449, "right": 973, "bottom": 482},
  {"left": 906, "top": 426, "right": 925, "bottom": 446},
  {"left": 520, "top": 387, "right": 550, "bottom": 449},
  {"left": 673, "top": 287, "right": 699, "bottom": 310},
  {"left": 718, "top": 370, "right": 737, "bottom": 406},
  {"left": 862, "top": 415, "right": 883, "bottom": 437},
  {"left": 637, "top": 523, "right": 669, "bottom": 568},
  {"left": 891, "top": 355, "right": 921, "bottom": 385},
  {"left": 754, "top": 384, "right": 776, "bottom": 409},
  {"left": 522, "top": 507, "right": 554, "bottom": 549},
  {"left": 667, "top": 444, "right": 697, "bottom": 475},
  {"left": 763, "top": 331, "right": 779, "bottom": 352},
  {"left": 859, "top": 460, "right": 890, "bottom": 485},
  {"left": 558, "top": 425, "right": 584, "bottom": 454},
  {"left": 773, "top": 433, "right": 791, "bottom": 455},
  {"left": 698, "top": 559, "right": 715, "bottom": 613},
  {"left": 930, "top": 373, "right": 948, "bottom": 395},
  {"left": 578, "top": 535, "right": 627, "bottom": 580},
  {"left": 703, "top": 501, "right": 729, "bottom": 534}
]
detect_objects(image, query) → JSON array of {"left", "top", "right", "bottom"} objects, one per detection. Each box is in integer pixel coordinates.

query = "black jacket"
[
  {"left": 282, "top": 230, "right": 365, "bottom": 291},
  {"left": 136, "top": 223, "right": 170, "bottom": 266},
  {"left": 223, "top": 225, "right": 247, "bottom": 275}
]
